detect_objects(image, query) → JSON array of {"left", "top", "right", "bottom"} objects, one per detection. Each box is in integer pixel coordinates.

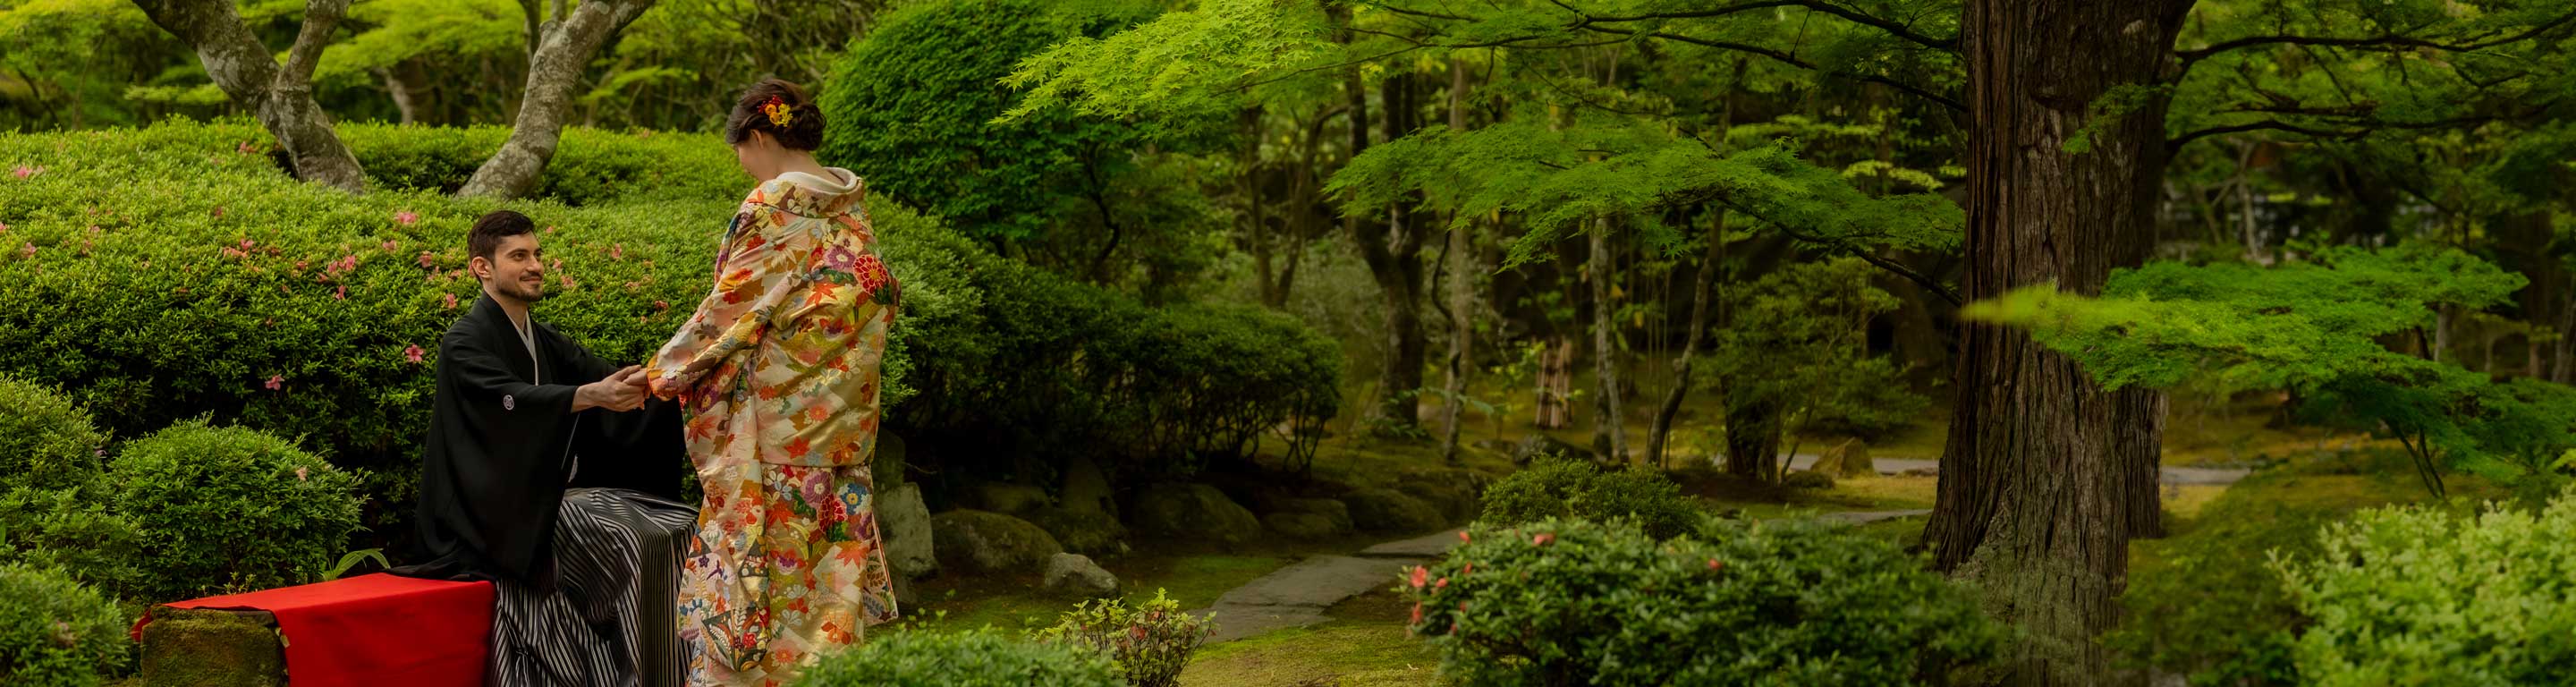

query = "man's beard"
[{"left": 505, "top": 278, "right": 547, "bottom": 303}]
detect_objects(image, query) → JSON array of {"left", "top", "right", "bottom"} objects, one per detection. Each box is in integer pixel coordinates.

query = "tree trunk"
[
  {"left": 457, "top": 0, "right": 657, "bottom": 199},
  {"left": 1588, "top": 217, "right": 1628, "bottom": 463},
  {"left": 133, "top": 0, "right": 365, "bottom": 191},
  {"left": 1438, "top": 61, "right": 1476, "bottom": 464},
  {"left": 377, "top": 66, "right": 419, "bottom": 125},
  {"left": 1354, "top": 72, "right": 1431, "bottom": 432},
  {"left": 1923, "top": 0, "right": 2188, "bottom": 683},
  {"left": 1647, "top": 209, "right": 1725, "bottom": 469},
  {"left": 1721, "top": 392, "right": 1778, "bottom": 479}
]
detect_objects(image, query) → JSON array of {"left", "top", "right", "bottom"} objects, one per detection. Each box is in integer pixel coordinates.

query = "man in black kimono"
[{"left": 394, "top": 209, "right": 695, "bottom": 687}]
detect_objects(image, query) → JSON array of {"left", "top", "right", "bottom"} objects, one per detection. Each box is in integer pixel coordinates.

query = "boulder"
[
  {"left": 1784, "top": 471, "right": 1835, "bottom": 490},
  {"left": 1811, "top": 439, "right": 1875, "bottom": 478},
  {"left": 872, "top": 432, "right": 909, "bottom": 490},
  {"left": 974, "top": 482, "right": 1051, "bottom": 516},
  {"left": 1029, "top": 506, "right": 1128, "bottom": 556},
  {"left": 1343, "top": 488, "right": 1444, "bottom": 532},
  {"left": 1901, "top": 467, "right": 1939, "bottom": 479},
  {"left": 930, "top": 509, "right": 1063, "bottom": 573},
  {"left": 1263, "top": 512, "right": 1345, "bottom": 539},
  {"left": 1271, "top": 497, "right": 1354, "bottom": 532},
  {"left": 1059, "top": 454, "right": 1117, "bottom": 514},
  {"left": 1041, "top": 553, "right": 1121, "bottom": 598},
  {"left": 140, "top": 606, "right": 285, "bottom": 687},
  {"left": 1132, "top": 482, "right": 1263, "bottom": 545},
  {"left": 1396, "top": 469, "right": 1487, "bottom": 525},
  {"left": 877, "top": 483, "right": 937, "bottom": 579}
]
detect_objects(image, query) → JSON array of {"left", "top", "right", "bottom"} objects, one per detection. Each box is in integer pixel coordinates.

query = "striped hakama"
[{"left": 487, "top": 488, "right": 697, "bottom": 687}]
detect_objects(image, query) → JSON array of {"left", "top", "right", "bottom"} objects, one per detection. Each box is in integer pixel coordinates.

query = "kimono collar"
[{"left": 750, "top": 167, "right": 864, "bottom": 217}]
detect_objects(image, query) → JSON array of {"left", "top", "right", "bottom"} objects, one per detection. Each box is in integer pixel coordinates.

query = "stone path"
[
  {"left": 1192, "top": 529, "right": 1463, "bottom": 643},
  {"left": 1782, "top": 455, "right": 2250, "bottom": 485},
  {"left": 1192, "top": 458, "right": 2255, "bottom": 644}
]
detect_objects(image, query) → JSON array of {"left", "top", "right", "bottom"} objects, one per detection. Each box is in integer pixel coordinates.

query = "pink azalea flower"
[
  {"left": 443, "top": 293, "right": 459, "bottom": 310},
  {"left": 611, "top": 243, "right": 624, "bottom": 259},
  {"left": 418, "top": 251, "right": 436, "bottom": 269},
  {"left": 1532, "top": 533, "right": 1554, "bottom": 547},
  {"left": 1460, "top": 530, "right": 1471, "bottom": 543},
  {"left": 18, "top": 242, "right": 31, "bottom": 258},
  {"left": 240, "top": 239, "right": 255, "bottom": 250},
  {"left": 0, "top": 221, "right": 9, "bottom": 233},
  {"left": 653, "top": 301, "right": 670, "bottom": 311},
  {"left": 1707, "top": 558, "right": 1724, "bottom": 571},
  {"left": 545, "top": 225, "right": 557, "bottom": 234},
  {"left": 404, "top": 344, "right": 425, "bottom": 363},
  {"left": 265, "top": 374, "right": 284, "bottom": 391},
  {"left": 211, "top": 207, "right": 225, "bottom": 218},
  {"left": 1409, "top": 565, "right": 1428, "bottom": 589},
  {"left": 12, "top": 165, "right": 35, "bottom": 179},
  {"left": 238, "top": 141, "right": 258, "bottom": 154},
  {"left": 382, "top": 239, "right": 399, "bottom": 252},
  {"left": 1435, "top": 577, "right": 1448, "bottom": 589},
  {"left": 394, "top": 210, "right": 419, "bottom": 225},
  {"left": 1410, "top": 602, "right": 1423, "bottom": 625},
  {"left": 293, "top": 466, "right": 309, "bottom": 481},
  {"left": 1462, "top": 563, "right": 1473, "bottom": 576},
  {"left": 334, "top": 284, "right": 346, "bottom": 300},
  {"left": 557, "top": 276, "right": 574, "bottom": 289}
]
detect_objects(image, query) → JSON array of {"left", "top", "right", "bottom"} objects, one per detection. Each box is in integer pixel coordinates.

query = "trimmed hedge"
[
  {"left": 792, "top": 629, "right": 1122, "bottom": 687},
  {"left": 0, "top": 564, "right": 129, "bottom": 686},
  {"left": 0, "top": 120, "right": 1337, "bottom": 550},
  {"left": 2275, "top": 488, "right": 2576, "bottom": 685},
  {"left": 0, "top": 375, "right": 108, "bottom": 494},
  {"left": 110, "top": 420, "right": 363, "bottom": 602}
]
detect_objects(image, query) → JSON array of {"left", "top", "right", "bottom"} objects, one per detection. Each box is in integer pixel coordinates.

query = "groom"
[{"left": 394, "top": 209, "right": 695, "bottom": 687}]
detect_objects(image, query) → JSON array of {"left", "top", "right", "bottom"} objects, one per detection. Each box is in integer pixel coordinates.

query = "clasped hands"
[{"left": 572, "top": 365, "right": 657, "bottom": 412}]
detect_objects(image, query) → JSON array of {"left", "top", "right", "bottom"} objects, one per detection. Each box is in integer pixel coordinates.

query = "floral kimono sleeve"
[{"left": 646, "top": 206, "right": 809, "bottom": 399}]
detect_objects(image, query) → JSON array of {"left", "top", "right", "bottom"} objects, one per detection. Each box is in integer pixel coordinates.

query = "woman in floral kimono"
[{"left": 645, "top": 79, "right": 901, "bottom": 686}]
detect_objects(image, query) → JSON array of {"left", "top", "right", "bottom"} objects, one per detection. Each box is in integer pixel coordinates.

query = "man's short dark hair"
[{"left": 469, "top": 210, "right": 538, "bottom": 261}]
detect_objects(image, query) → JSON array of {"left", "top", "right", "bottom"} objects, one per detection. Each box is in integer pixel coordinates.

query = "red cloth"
[{"left": 146, "top": 573, "right": 492, "bottom": 687}]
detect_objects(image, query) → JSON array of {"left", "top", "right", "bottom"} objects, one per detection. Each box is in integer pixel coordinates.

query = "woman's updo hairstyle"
[{"left": 724, "top": 78, "right": 826, "bottom": 150}]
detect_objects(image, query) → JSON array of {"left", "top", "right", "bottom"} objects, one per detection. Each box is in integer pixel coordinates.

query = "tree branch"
[
  {"left": 2177, "top": 7, "right": 2576, "bottom": 65},
  {"left": 2165, "top": 120, "right": 2359, "bottom": 154},
  {"left": 1582, "top": 25, "right": 1964, "bottom": 112},
  {"left": 1574, "top": 0, "right": 1958, "bottom": 53},
  {"left": 279, "top": 0, "right": 352, "bottom": 89}
]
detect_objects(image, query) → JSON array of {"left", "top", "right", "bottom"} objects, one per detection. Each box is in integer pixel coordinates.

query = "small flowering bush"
[
  {"left": 1481, "top": 456, "right": 1699, "bottom": 539},
  {"left": 2275, "top": 488, "right": 2576, "bottom": 685},
  {"left": 0, "top": 564, "right": 128, "bottom": 686},
  {"left": 793, "top": 628, "right": 1121, "bottom": 687},
  {"left": 1029, "top": 589, "right": 1216, "bottom": 687},
  {"left": 1402, "top": 517, "right": 2005, "bottom": 686},
  {"left": 0, "top": 375, "right": 107, "bottom": 494},
  {"left": 106, "top": 420, "right": 361, "bottom": 603}
]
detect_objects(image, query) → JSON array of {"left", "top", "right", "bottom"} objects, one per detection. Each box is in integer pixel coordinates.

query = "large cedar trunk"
[{"left": 1924, "top": 0, "right": 2190, "bottom": 682}]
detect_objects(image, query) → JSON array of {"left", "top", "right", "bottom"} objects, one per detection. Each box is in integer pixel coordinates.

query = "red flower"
[
  {"left": 293, "top": 466, "right": 309, "bottom": 481},
  {"left": 1409, "top": 565, "right": 1428, "bottom": 589},
  {"left": 1435, "top": 577, "right": 1448, "bottom": 589},
  {"left": 11, "top": 165, "right": 35, "bottom": 179},
  {"left": 1532, "top": 533, "right": 1555, "bottom": 547},
  {"left": 557, "top": 275, "right": 574, "bottom": 289},
  {"left": 381, "top": 239, "right": 399, "bottom": 252},
  {"left": 394, "top": 210, "right": 419, "bottom": 226},
  {"left": 241, "top": 239, "right": 254, "bottom": 250},
  {"left": 265, "top": 374, "right": 284, "bottom": 391},
  {"left": 18, "top": 242, "right": 31, "bottom": 258},
  {"left": 404, "top": 344, "right": 426, "bottom": 364},
  {"left": 443, "top": 293, "right": 459, "bottom": 310},
  {"left": 611, "top": 243, "right": 625, "bottom": 259},
  {"left": 654, "top": 300, "right": 671, "bottom": 311},
  {"left": 1460, "top": 530, "right": 1471, "bottom": 543},
  {"left": 334, "top": 284, "right": 347, "bottom": 300},
  {"left": 211, "top": 207, "right": 225, "bottom": 218},
  {"left": 1707, "top": 558, "right": 1724, "bottom": 572},
  {"left": 1462, "top": 563, "right": 1473, "bottom": 576},
  {"left": 417, "top": 251, "right": 436, "bottom": 269},
  {"left": 1409, "top": 602, "right": 1423, "bottom": 625}
]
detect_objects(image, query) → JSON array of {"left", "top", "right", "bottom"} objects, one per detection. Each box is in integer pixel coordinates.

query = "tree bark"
[
  {"left": 1438, "top": 61, "right": 1476, "bottom": 464},
  {"left": 1721, "top": 393, "right": 1778, "bottom": 479},
  {"left": 1923, "top": 0, "right": 2188, "bottom": 683},
  {"left": 1647, "top": 209, "right": 1725, "bottom": 469},
  {"left": 1588, "top": 216, "right": 1628, "bottom": 463},
  {"left": 133, "top": 0, "right": 365, "bottom": 191},
  {"left": 377, "top": 66, "right": 419, "bottom": 125},
  {"left": 457, "top": 0, "right": 657, "bottom": 199},
  {"left": 1354, "top": 72, "right": 1431, "bottom": 432}
]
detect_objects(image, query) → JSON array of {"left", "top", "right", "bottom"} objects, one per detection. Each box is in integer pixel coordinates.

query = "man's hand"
[{"left": 573, "top": 366, "right": 648, "bottom": 411}]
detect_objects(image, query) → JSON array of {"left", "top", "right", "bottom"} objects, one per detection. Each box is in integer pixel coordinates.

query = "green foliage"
[
  {"left": 1479, "top": 456, "right": 1697, "bottom": 540},
  {"left": 1029, "top": 589, "right": 1216, "bottom": 687},
  {"left": 0, "top": 564, "right": 128, "bottom": 687},
  {"left": 0, "top": 375, "right": 106, "bottom": 494},
  {"left": 107, "top": 420, "right": 364, "bottom": 603},
  {"left": 792, "top": 628, "right": 1123, "bottom": 687},
  {"left": 0, "top": 488, "right": 140, "bottom": 600},
  {"left": 822, "top": 0, "right": 1214, "bottom": 244},
  {"left": 1705, "top": 257, "right": 1928, "bottom": 453},
  {"left": 1404, "top": 517, "right": 2004, "bottom": 686},
  {"left": 2274, "top": 488, "right": 2576, "bottom": 686},
  {"left": 1964, "top": 246, "right": 2567, "bottom": 496},
  {"left": 2108, "top": 473, "right": 2343, "bottom": 686},
  {"left": 0, "top": 120, "right": 1338, "bottom": 552}
]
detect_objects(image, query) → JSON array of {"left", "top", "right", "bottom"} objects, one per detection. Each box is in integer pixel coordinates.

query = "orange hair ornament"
[{"left": 761, "top": 95, "right": 793, "bottom": 127}]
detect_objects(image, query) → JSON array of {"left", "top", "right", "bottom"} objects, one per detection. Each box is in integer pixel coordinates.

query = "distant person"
[
  {"left": 395, "top": 209, "right": 698, "bottom": 687},
  {"left": 643, "top": 79, "right": 902, "bottom": 685}
]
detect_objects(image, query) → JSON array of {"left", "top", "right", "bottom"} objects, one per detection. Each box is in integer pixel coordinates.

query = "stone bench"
[{"left": 132, "top": 573, "right": 493, "bottom": 687}]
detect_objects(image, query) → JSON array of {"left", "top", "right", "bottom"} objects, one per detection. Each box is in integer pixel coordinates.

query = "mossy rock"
[
  {"left": 930, "top": 509, "right": 1064, "bottom": 573},
  {"left": 1271, "top": 497, "right": 1354, "bottom": 532},
  {"left": 1343, "top": 488, "right": 1444, "bottom": 533},
  {"left": 1131, "top": 483, "right": 1262, "bottom": 545},
  {"left": 1784, "top": 471, "right": 1835, "bottom": 490},
  {"left": 1028, "top": 506, "right": 1127, "bottom": 556},
  {"left": 139, "top": 607, "right": 284, "bottom": 687},
  {"left": 1263, "top": 512, "right": 1345, "bottom": 539}
]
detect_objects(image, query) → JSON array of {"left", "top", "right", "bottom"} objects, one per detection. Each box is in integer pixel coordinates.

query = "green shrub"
[
  {"left": 2107, "top": 471, "right": 2342, "bottom": 687},
  {"left": 333, "top": 123, "right": 745, "bottom": 206},
  {"left": 0, "top": 564, "right": 129, "bottom": 686},
  {"left": 0, "top": 488, "right": 141, "bottom": 598},
  {"left": 792, "top": 628, "right": 1123, "bottom": 687},
  {"left": 1479, "top": 457, "right": 1697, "bottom": 539},
  {"left": 1030, "top": 589, "right": 1215, "bottom": 687},
  {"left": 1404, "top": 517, "right": 2004, "bottom": 686},
  {"left": 108, "top": 420, "right": 363, "bottom": 602},
  {"left": 0, "top": 375, "right": 107, "bottom": 493},
  {"left": 0, "top": 120, "right": 1337, "bottom": 550},
  {"left": 2274, "top": 488, "right": 2576, "bottom": 685}
]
